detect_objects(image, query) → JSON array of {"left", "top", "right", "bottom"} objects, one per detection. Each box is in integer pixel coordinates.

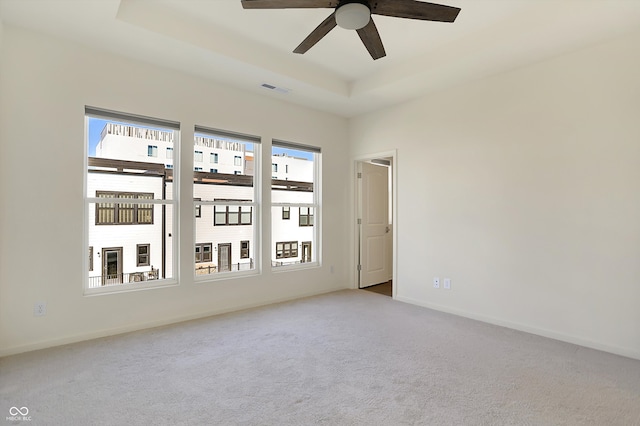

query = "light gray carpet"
[{"left": 1, "top": 290, "right": 639, "bottom": 425}]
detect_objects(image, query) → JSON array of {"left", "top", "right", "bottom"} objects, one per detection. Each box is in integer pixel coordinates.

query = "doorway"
[
  {"left": 102, "top": 247, "right": 122, "bottom": 286},
  {"left": 301, "top": 241, "right": 312, "bottom": 263},
  {"left": 356, "top": 152, "right": 396, "bottom": 297},
  {"left": 218, "top": 243, "right": 231, "bottom": 272}
]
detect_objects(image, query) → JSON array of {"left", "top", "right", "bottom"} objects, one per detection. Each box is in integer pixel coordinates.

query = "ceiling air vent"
[{"left": 260, "top": 83, "right": 291, "bottom": 95}]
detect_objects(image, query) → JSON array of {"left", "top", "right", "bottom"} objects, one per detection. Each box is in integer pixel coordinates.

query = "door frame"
[
  {"left": 353, "top": 150, "right": 398, "bottom": 298},
  {"left": 218, "top": 243, "right": 232, "bottom": 272},
  {"left": 102, "top": 247, "right": 123, "bottom": 286},
  {"left": 301, "top": 241, "right": 312, "bottom": 263}
]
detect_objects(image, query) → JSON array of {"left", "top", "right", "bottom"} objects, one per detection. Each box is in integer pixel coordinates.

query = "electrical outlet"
[
  {"left": 433, "top": 277, "right": 440, "bottom": 289},
  {"left": 444, "top": 278, "right": 451, "bottom": 290},
  {"left": 34, "top": 302, "right": 46, "bottom": 317}
]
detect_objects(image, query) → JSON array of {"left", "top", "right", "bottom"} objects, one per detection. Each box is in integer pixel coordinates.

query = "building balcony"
[{"left": 88, "top": 268, "right": 159, "bottom": 288}]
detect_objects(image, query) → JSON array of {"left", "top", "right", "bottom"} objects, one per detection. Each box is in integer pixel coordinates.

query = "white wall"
[
  {"left": 350, "top": 30, "right": 640, "bottom": 360},
  {"left": 0, "top": 25, "right": 350, "bottom": 356}
]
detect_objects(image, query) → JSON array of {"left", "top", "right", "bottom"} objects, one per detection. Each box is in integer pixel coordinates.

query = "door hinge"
[
  {"left": 357, "top": 218, "right": 362, "bottom": 225},
  {"left": 357, "top": 172, "right": 362, "bottom": 178}
]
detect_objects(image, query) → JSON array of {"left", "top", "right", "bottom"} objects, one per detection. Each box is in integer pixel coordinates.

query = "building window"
[
  {"left": 194, "top": 198, "right": 201, "bottom": 218},
  {"left": 194, "top": 150, "right": 203, "bottom": 162},
  {"left": 195, "top": 243, "right": 212, "bottom": 263},
  {"left": 299, "top": 207, "right": 314, "bottom": 226},
  {"left": 86, "top": 107, "right": 178, "bottom": 293},
  {"left": 137, "top": 244, "right": 150, "bottom": 266},
  {"left": 194, "top": 126, "right": 260, "bottom": 277},
  {"left": 272, "top": 163, "right": 278, "bottom": 173},
  {"left": 195, "top": 167, "right": 203, "bottom": 172},
  {"left": 276, "top": 241, "right": 298, "bottom": 259},
  {"left": 271, "top": 140, "right": 320, "bottom": 268},
  {"left": 166, "top": 164, "right": 173, "bottom": 169},
  {"left": 241, "top": 240, "right": 250, "bottom": 259},
  {"left": 214, "top": 204, "right": 252, "bottom": 226},
  {"left": 95, "top": 191, "right": 154, "bottom": 225}
]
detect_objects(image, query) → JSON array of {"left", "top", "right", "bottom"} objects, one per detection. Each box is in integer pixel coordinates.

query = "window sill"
[{"left": 84, "top": 278, "right": 178, "bottom": 296}]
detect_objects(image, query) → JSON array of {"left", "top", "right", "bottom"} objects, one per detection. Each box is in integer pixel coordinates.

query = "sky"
[{"left": 88, "top": 118, "right": 313, "bottom": 161}]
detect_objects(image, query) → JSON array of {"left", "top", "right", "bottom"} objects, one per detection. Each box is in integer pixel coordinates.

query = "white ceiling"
[{"left": 2, "top": 0, "right": 640, "bottom": 117}]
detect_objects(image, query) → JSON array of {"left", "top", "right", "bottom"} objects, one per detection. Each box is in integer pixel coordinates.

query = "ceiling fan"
[{"left": 241, "top": 0, "right": 461, "bottom": 60}]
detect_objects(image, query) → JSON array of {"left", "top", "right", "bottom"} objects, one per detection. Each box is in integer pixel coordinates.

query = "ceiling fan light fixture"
[{"left": 335, "top": 3, "right": 370, "bottom": 30}]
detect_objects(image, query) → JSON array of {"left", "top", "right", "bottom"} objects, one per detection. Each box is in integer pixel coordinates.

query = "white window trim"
[
  {"left": 271, "top": 143, "right": 321, "bottom": 272},
  {"left": 193, "top": 127, "right": 261, "bottom": 282},
  {"left": 84, "top": 108, "right": 180, "bottom": 296}
]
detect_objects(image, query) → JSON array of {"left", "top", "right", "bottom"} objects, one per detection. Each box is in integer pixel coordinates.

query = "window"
[
  {"left": 271, "top": 140, "right": 320, "bottom": 268},
  {"left": 241, "top": 241, "right": 250, "bottom": 259},
  {"left": 195, "top": 243, "right": 213, "bottom": 263},
  {"left": 299, "top": 207, "right": 313, "bottom": 226},
  {"left": 194, "top": 126, "right": 260, "bottom": 277},
  {"left": 95, "top": 191, "right": 154, "bottom": 225},
  {"left": 194, "top": 198, "right": 201, "bottom": 218},
  {"left": 276, "top": 241, "right": 298, "bottom": 259},
  {"left": 194, "top": 151, "right": 203, "bottom": 162},
  {"left": 137, "top": 244, "right": 150, "bottom": 266},
  {"left": 86, "top": 107, "right": 178, "bottom": 294},
  {"left": 166, "top": 164, "right": 173, "bottom": 169},
  {"left": 195, "top": 167, "right": 203, "bottom": 172},
  {"left": 214, "top": 203, "right": 252, "bottom": 226},
  {"left": 272, "top": 163, "right": 278, "bottom": 173}
]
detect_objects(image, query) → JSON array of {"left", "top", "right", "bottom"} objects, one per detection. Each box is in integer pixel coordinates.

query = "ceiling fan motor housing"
[{"left": 335, "top": 1, "right": 371, "bottom": 30}]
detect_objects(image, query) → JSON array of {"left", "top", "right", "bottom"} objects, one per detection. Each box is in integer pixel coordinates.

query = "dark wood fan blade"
[
  {"left": 293, "top": 12, "right": 337, "bottom": 54},
  {"left": 371, "top": 0, "right": 461, "bottom": 23},
  {"left": 356, "top": 18, "right": 386, "bottom": 60},
  {"left": 241, "top": 0, "right": 338, "bottom": 9}
]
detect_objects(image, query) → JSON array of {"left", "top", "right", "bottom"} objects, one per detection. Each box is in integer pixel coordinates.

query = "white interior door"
[{"left": 359, "top": 161, "right": 390, "bottom": 288}]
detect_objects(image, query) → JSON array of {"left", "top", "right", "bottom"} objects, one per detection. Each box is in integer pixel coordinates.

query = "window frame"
[
  {"left": 240, "top": 240, "right": 250, "bottom": 259},
  {"left": 271, "top": 140, "right": 321, "bottom": 270},
  {"left": 275, "top": 241, "right": 298, "bottom": 259},
  {"left": 298, "top": 206, "right": 314, "bottom": 227},
  {"left": 136, "top": 243, "right": 151, "bottom": 267},
  {"left": 213, "top": 202, "right": 253, "bottom": 226},
  {"left": 193, "top": 126, "right": 261, "bottom": 280},
  {"left": 95, "top": 191, "right": 155, "bottom": 225},
  {"left": 85, "top": 106, "right": 179, "bottom": 295},
  {"left": 195, "top": 243, "right": 213, "bottom": 263}
]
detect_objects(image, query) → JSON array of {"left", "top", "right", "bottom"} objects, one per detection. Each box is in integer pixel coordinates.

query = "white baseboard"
[
  {"left": 395, "top": 295, "right": 640, "bottom": 361},
  {"left": 0, "top": 286, "right": 346, "bottom": 358}
]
